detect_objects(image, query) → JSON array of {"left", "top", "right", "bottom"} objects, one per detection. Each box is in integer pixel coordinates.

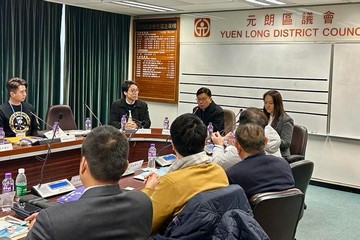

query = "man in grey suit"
[{"left": 26, "top": 125, "right": 152, "bottom": 240}]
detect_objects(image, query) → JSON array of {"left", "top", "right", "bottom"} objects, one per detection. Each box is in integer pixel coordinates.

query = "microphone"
[
  {"left": 30, "top": 111, "right": 53, "bottom": 129},
  {"left": 234, "top": 108, "right": 243, "bottom": 123},
  {"left": 84, "top": 102, "right": 102, "bottom": 126},
  {"left": 193, "top": 107, "right": 199, "bottom": 115},
  {"left": 58, "top": 112, "right": 63, "bottom": 121}
]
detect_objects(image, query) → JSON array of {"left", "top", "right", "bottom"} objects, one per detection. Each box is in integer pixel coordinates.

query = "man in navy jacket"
[{"left": 226, "top": 123, "right": 294, "bottom": 198}]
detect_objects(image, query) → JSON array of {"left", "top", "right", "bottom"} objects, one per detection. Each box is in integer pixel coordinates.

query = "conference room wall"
[{"left": 141, "top": 4, "right": 360, "bottom": 190}]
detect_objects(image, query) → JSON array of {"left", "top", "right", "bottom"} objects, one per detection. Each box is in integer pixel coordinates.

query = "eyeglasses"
[
  {"left": 196, "top": 97, "right": 210, "bottom": 102},
  {"left": 129, "top": 89, "right": 139, "bottom": 93}
]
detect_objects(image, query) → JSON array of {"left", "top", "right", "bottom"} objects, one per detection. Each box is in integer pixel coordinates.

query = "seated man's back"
[
  {"left": 142, "top": 114, "right": 228, "bottom": 234},
  {"left": 26, "top": 126, "right": 152, "bottom": 240},
  {"left": 27, "top": 186, "right": 151, "bottom": 240},
  {"left": 226, "top": 123, "right": 294, "bottom": 198},
  {"left": 226, "top": 152, "right": 294, "bottom": 197}
]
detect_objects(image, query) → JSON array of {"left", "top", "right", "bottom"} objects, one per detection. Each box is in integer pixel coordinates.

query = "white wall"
[
  {"left": 307, "top": 135, "right": 360, "bottom": 189},
  {"left": 147, "top": 102, "right": 179, "bottom": 128}
]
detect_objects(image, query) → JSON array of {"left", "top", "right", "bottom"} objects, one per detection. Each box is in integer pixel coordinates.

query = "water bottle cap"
[
  {"left": 18, "top": 168, "right": 25, "bottom": 174},
  {"left": 150, "top": 143, "right": 155, "bottom": 147},
  {"left": 0, "top": 127, "right": 3, "bottom": 130},
  {"left": 5, "top": 173, "right": 11, "bottom": 178},
  {"left": 86, "top": 117, "right": 90, "bottom": 120}
]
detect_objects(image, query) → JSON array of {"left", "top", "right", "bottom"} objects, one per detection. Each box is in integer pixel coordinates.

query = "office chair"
[
  {"left": 290, "top": 159, "right": 314, "bottom": 216},
  {"left": 285, "top": 124, "right": 308, "bottom": 163},
  {"left": 45, "top": 105, "right": 77, "bottom": 130},
  {"left": 223, "top": 109, "right": 236, "bottom": 135},
  {"left": 249, "top": 188, "right": 304, "bottom": 240}
]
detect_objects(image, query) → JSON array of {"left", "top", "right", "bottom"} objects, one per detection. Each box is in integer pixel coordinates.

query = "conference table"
[
  {"left": 0, "top": 128, "right": 173, "bottom": 192},
  {"left": 0, "top": 128, "right": 173, "bottom": 238}
]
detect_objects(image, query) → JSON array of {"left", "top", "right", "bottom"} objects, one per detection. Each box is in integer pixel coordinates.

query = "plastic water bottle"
[
  {"left": 207, "top": 122, "right": 214, "bottom": 137},
  {"left": 85, "top": 117, "right": 92, "bottom": 133},
  {"left": 15, "top": 168, "right": 27, "bottom": 197},
  {"left": 53, "top": 121, "right": 60, "bottom": 136},
  {"left": 0, "top": 127, "right": 5, "bottom": 145},
  {"left": 121, "top": 114, "right": 127, "bottom": 131},
  {"left": 163, "top": 117, "right": 170, "bottom": 130},
  {"left": 147, "top": 143, "right": 157, "bottom": 170},
  {"left": 2, "top": 173, "right": 14, "bottom": 207}
]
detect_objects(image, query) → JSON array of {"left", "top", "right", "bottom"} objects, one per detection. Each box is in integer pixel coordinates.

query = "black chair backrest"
[
  {"left": 46, "top": 105, "right": 77, "bottom": 130},
  {"left": 249, "top": 188, "right": 304, "bottom": 240},
  {"left": 290, "top": 124, "right": 308, "bottom": 156},
  {"left": 223, "top": 109, "right": 236, "bottom": 134},
  {"left": 290, "top": 160, "right": 314, "bottom": 196}
]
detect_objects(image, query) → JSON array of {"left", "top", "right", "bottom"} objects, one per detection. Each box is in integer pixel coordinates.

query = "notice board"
[{"left": 133, "top": 18, "right": 179, "bottom": 103}]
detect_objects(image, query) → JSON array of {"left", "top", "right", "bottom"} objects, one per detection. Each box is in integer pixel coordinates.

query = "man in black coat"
[
  {"left": 193, "top": 87, "right": 224, "bottom": 133},
  {"left": 109, "top": 80, "right": 151, "bottom": 129}
]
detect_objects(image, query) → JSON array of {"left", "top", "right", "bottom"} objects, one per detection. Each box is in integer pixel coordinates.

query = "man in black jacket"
[
  {"left": 0, "top": 77, "right": 39, "bottom": 137},
  {"left": 109, "top": 80, "right": 151, "bottom": 129},
  {"left": 193, "top": 87, "right": 224, "bottom": 133}
]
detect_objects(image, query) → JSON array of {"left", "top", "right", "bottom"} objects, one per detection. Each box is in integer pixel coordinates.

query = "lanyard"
[{"left": 8, "top": 102, "right": 23, "bottom": 130}]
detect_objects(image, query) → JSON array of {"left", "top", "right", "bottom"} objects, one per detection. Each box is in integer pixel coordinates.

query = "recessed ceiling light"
[
  {"left": 265, "top": 0, "right": 286, "bottom": 5},
  {"left": 246, "top": 0, "right": 270, "bottom": 6},
  {"left": 112, "top": 1, "right": 177, "bottom": 12}
]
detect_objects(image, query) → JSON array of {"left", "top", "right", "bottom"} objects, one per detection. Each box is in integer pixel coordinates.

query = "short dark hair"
[
  {"left": 122, "top": 80, "right": 138, "bottom": 93},
  {"left": 235, "top": 123, "right": 265, "bottom": 153},
  {"left": 239, "top": 107, "right": 268, "bottom": 129},
  {"left": 196, "top": 87, "right": 212, "bottom": 97},
  {"left": 7, "top": 77, "right": 27, "bottom": 95},
  {"left": 170, "top": 113, "right": 207, "bottom": 157},
  {"left": 81, "top": 125, "right": 129, "bottom": 182}
]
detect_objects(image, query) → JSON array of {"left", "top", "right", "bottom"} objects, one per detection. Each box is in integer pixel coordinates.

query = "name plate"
[
  {"left": 0, "top": 143, "right": 13, "bottom": 152},
  {"left": 161, "top": 129, "right": 170, "bottom": 135},
  {"left": 60, "top": 134, "right": 76, "bottom": 142},
  {"left": 136, "top": 128, "right": 152, "bottom": 134}
]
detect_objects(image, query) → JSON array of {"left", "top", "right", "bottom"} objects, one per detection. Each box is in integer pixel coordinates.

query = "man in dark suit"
[
  {"left": 26, "top": 125, "right": 152, "bottom": 240},
  {"left": 193, "top": 87, "right": 224, "bottom": 133},
  {"left": 226, "top": 123, "right": 294, "bottom": 198}
]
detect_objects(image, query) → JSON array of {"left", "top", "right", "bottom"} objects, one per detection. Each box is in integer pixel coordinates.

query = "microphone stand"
[
  {"left": 84, "top": 102, "right": 102, "bottom": 126},
  {"left": 30, "top": 111, "right": 53, "bottom": 129},
  {"left": 156, "top": 142, "right": 172, "bottom": 158},
  {"left": 220, "top": 108, "right": 243, "bottom": 136},
  {"left": 35, "top": 114, "right": 62, "bottom": 189}
]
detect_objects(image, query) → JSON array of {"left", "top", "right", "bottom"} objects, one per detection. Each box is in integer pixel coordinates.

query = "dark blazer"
[
  {"left": 109, "top": 98, "right": 151, "bottom": 128},
  {"left": 226, "top": 152, "right": 295, "bottom": 198},
  {"left": 193, "top": 101, "right": 224, "bottom": 133},
  {"left": 273, "top": 113, "right": 294, "bottom": 157},
  {"left": 26, "top": 185, "right": 152, "bottom": 240}
]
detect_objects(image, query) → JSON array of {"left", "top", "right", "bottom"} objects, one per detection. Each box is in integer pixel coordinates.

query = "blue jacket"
[{"left": 151, "top": 185, "right": 268, "bottom": 240}]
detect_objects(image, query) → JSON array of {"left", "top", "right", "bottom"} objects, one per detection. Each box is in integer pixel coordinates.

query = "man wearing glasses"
[
  {"left": 109, "top": 80, "right": 151, "bottom": 129},
  {"left": 193, "top": 87, "right": 224, "bottom": 133},
  {"left": 0, "top": 77, "right": 39, "bottom": 137}
]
